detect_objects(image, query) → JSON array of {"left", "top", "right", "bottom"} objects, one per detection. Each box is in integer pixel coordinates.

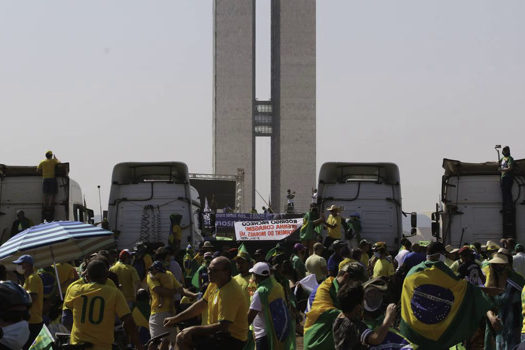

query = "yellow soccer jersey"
[
  {"left": 65, "top": 282, "right": 130, "bottom": 350},
  {"left": 147, "top": 271, "right": 181, "bottom": 315},
  {"left": 110, "top": 261, "right": 140, "bottom": 302},
  {"left": 203, "top": 279, "right": 249, "bottom": 342},
  {"left": 37, "top": 158, "right": 60, "bottom": 178},
  {"left": 63, "top": 278, "right": 116, "bottom": 310},
  {"left": 24, "top": 272, "right": 43, "bottom": 324}
]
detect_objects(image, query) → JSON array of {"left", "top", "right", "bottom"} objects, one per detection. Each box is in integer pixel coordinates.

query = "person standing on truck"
[
  {"left": 300, "top": 203, "right": 324, "bottom": 255},
  {"left": 36, "top": 150, "right": 60, "bottom": 212},
  {"left": 10, "top": 210, "right": 34, "bottom": 237},
  {"left": 286, "top": 189, "right": 295, "bottom": 213},
  {"left": 499, "top": 146, "right": 514, "bottom": 211},
  {"left": 325, "top": 205, "right": 343, "bottom": 248}
]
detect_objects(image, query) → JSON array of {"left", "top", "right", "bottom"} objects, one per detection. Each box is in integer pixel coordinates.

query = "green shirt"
[
  {"left": 300, "top": 211, "right": 320, "bottom": 241},
  {"left": 292, "top": 254, "right": 306, "bottom": 280}
]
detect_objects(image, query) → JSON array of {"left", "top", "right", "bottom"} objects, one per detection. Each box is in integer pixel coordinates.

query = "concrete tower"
[{"left": 213, "top": 0, "right": 316, "bottom": 213}]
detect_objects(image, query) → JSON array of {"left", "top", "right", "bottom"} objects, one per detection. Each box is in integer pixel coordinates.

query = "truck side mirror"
[
  {"left": 431, "top": 222, "right": 440, "bottom": 238},
  {"left": 410, "top": 212, "right": 417, "bottom": 228}
]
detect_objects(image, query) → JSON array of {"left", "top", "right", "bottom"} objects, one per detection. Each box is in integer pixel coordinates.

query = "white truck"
[
  {"left": 0, "top": 163, "right": 93, "bottom": 243},
  {"left": 434, "top": 158, "right": 525, "bottom": 246},
  {"left": 317, "top": 162, "right": 415, "bottom": 249},
  {"left": 108, "top": 162, "right": 202, "bottom": 250}
]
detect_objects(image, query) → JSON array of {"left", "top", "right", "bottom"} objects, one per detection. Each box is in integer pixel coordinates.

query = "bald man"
[{"left": 164, "top": 257, "right": 249, "bottom": 350}]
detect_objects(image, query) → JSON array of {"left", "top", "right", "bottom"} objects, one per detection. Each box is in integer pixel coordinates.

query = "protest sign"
[
  {"left": 234, "top": 218, "right": 303, "bottom": 240},
  {"left": 215, "top": 213, "right": 274, "bottom": 235}
]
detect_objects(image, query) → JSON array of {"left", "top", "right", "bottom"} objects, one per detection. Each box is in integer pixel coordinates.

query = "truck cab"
[
  {"left": 0, "top": 163, "right": 92, "bottom": 243},
  {"left": 317, "top": 162, "right": 407, "bottom": 249},
  {"left": 108, "top": 162, "right": 202, "bottom": 249},
  {"left": 435, "top": 158, "right": 525, "bottom": 246}
]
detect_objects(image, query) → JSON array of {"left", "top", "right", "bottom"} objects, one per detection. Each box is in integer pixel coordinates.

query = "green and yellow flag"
[
  {"left": 400, "top": 261, "right": 493, "bottom": 349},
  {"left": 236, "top": 243, "right": 252, "bottom": 261},
  {"left": 29, "top": 324, "right": 54, "bottom": 350},
  {"left": 303, "top": 277, "right": 340, "bottom": 349}
]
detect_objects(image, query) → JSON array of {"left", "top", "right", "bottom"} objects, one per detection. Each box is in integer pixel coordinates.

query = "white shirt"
[
  {"left": 395, "top": 249, "right": 410, "bottom": 270},
  {"left": 169, "top": 258, "right": 184, "bottom": 301},
  {"left": 513, "top": 252, "right": 525, "bottom": 278},
  {"left": 249, "top": 291, "right": 266, "bottom": 339}
]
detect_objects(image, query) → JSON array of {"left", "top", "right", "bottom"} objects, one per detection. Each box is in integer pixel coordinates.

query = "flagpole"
[
  {"left": 97, "top": 185, "right": 103, "bottom": 223},
  {"left": 50, "top": 246, "right": 63, "bottom": 300}
]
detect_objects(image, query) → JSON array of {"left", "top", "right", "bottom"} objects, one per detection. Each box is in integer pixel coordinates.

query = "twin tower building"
[{"left": 212, "top": 0, "right": 316, "bottom": 213}]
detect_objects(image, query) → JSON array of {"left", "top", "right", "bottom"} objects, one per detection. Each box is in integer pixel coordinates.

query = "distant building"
[{"left": 213, "top": 0, "right": 316, "bottom": 213}]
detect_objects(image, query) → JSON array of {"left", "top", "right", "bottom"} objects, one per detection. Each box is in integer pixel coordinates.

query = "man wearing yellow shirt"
[
  {"left": 372, "top": 242, "right": 395, "bottom": 278},
  {"left": 164, "top": 256, "right": 249, "bottom": 350},
  {"left": 359, "top": 239, "right": 371, "bottom": 267},
  {"left": 13, "top": 255, "right": 43, "bottom": 350},
  {"left": 148, "top": 260, "right": 197, "bottom": 350},
  {"left": 56, "top": 262, "right": 79, "bottom": 294},
  {"left": 325, "top": 205, "right": 342, "bottom": 247},
  {"left": 36, "top": 150, "right": 60, "bottom": 210},
  {"left": 233, "top": 249, "right": 256, "bottom": 306},
  {"left": 110, "top": 249, "right": 140, "bottom": 305},
  {"left": 65, "top": 259, "right": 143, "bottom": 350}
]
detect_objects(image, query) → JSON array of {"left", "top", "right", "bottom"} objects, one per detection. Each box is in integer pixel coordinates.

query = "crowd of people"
[
  {"left": 1, "top": 150, "right": 524, "bottom": 349},
  {"left": 0, "top": 202, "right": 524, "bottom": 350}
]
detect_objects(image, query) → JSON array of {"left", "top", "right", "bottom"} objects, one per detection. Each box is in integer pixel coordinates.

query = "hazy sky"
[{"left": 1, "top": 1, "right": 524, "bottom": 214}]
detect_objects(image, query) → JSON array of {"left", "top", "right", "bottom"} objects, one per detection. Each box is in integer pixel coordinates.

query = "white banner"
[{"left": 234, "top": 218, "right": 303, "bottom": 241}]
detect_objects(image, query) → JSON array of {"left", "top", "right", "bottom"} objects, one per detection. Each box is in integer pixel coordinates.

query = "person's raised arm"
[
  {"left": 366, "top": 303, "right": 396, "bottom": 345},
  {"left": 164, "top": 298, "right": 207, "bottom": 327},
  {"left": 152, "top": 285, "right": 176, "bottom": 298}
]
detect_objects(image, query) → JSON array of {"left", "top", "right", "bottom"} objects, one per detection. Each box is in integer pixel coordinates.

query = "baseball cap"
[
  {"left": 119, "top": 249, "right": 132, "bottom": 260},
  {"left": 339, "top": 261, "right": 367, "bottom": 282},
  {"left": 458, "top": 246, "right": 472, "bottom": 255},
  {"left": 149, "top": 260, "right": 166, "bottom": 273},
  {"left": 293, "top": 243, "right": 306, "bottom": 252},
  {"left": 372, "top": 242, "right": 386, "bottom": 251},
  {"left": 13, "top": 255, "right": 34, "bottom": 265},
  {"left": 249, "top": 262, "right": 270, "bottom": 276},
  {"left": 204, "top": 252, "right": 213, "bottom": 259}
]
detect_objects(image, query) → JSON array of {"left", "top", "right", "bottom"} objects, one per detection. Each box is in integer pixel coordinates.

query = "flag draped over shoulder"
[
  {"left": 257, "top": 277, "right": 295, "bottom": 350},
  {"left": 303, "top": 277, "right": 340, "bottom": 349},
  {"left": 400, "top": 261, "right": 493, "bottom": 349}
]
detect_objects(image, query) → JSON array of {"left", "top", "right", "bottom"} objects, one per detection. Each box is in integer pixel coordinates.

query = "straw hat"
[
  {"left": 327, "top": 205, "right": 339, "bottom": 212},
  {"left": 488, "top": 253, "right": 508, "bottom": 265},
  {"left": 486, "top": 241, "right": 500, "bottom": 252}
]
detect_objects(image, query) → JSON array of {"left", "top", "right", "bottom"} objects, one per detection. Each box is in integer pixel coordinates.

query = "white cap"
[{"left": 249, "top": 262, "right": 270, "bottom": 276}]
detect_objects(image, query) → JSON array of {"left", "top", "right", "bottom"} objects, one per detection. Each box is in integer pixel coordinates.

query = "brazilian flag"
[
  {"left": 400, "top": 261, "right": 493, "bottom": 349},
  {"left": 303, "top": 277, "right": 341, "bottom": 349}
]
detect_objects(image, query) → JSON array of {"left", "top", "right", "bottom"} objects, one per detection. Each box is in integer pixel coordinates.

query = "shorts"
[
  {"left": 43, "top": 178, "right": 58, "bottom": 194},
  {"left": 194, "top": 332, "right": 245, "bottom": 350},
  {"left": 149, "top": 312, "right": 177, "bottom": 343}
]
